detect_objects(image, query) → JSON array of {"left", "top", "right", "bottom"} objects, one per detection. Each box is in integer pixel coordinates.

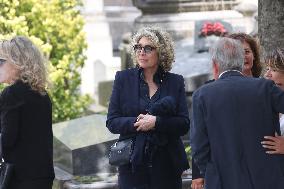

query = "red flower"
[{"left": 199, "top": 22, "right": 227, "bottom": 37}]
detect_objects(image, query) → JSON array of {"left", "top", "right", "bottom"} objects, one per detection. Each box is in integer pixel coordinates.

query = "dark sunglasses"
[
  {"left": 133, "top": 44, "right": 156, "bottom": 54},
  {"left": 0, "top": 58, "right": 6, "bottom": 65}
]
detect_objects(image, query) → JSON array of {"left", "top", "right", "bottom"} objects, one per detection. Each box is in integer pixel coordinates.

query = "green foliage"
[
  {"left": 0, "top": 0, "right": 92, "bottom": 123},
  {"left": 185, "top": 145, "right": 192, "bottom": 168},
  {"left": 73, "top": 175, "right": 102, "bottom": 184}
]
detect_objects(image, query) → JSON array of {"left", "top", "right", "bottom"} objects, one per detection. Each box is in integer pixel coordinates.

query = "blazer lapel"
[
  {"left": 130, "top": 68, "right": 140, "bottom": 116},
  {"left": 159, "top": 72, "right": 169, "bottom": 99}
]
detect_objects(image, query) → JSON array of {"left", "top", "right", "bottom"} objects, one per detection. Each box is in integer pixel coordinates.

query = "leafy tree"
[{"left": 0, "top": 0, "right": 92, "bottom": 123}]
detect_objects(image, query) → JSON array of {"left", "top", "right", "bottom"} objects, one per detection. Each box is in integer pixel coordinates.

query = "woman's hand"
[
  {"left": 191, "top": 178, "right": 204, "bottom": 189},
  {"left": 261, "top": 133, "right": 284, "bottom": 154},
  {"left": 134, "top": 114, "right": 156, "bottom": 132}
]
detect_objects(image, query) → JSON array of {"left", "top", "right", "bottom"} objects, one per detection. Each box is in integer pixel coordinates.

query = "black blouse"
[
  {"left": 133, "top": 68, "right": 168, "bottom": 168},
  {"left": 138, "top": 67, "right": 165, "bottom": 114}
]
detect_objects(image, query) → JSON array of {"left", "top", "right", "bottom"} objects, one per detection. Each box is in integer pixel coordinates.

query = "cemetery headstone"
[
  {"left": 194, "top": 20, "right": 233, "bottom": 53},
  {"left": 53, "top": 114, "right": 119, "bottom": 175},
  {"left": 98, "top": 80, "right": 114, "bottom": 107}
]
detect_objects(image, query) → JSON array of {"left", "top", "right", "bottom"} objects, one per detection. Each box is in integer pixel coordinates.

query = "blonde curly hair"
[
  {"left": 0, "top": 36, "right": 47, "bottom": 95},
  {"left": 130, "top": 27, "right": 175, "bottom": 72}
]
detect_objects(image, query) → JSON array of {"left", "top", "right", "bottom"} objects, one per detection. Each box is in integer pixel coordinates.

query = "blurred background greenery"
[{"left": 0, "top": 0, "right": 92, "bottom": 123}]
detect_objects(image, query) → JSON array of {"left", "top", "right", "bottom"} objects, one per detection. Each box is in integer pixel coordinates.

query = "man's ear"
[{"left": 212, "top": 60, "right": 219, "bottom": 80}]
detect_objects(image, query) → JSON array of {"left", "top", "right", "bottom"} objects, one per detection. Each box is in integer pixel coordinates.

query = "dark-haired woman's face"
[{"left": 242, "top": 41, "right": 254, "bottom": 76}]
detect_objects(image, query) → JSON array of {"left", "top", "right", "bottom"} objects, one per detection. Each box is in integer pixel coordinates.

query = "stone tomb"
[{"left": 53, "top": 114, "right": 119, "bottom": 175}]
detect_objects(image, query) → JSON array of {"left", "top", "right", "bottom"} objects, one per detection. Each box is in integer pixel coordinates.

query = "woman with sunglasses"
[
  {"left": 261, "top": 48, "right": 284, "bottom": 154},
  {"left": 106, "top": 27, "right": 190, "bottom": 189},
  {"left": 0, "top": 36, "right": 54, "bottom": 189}
]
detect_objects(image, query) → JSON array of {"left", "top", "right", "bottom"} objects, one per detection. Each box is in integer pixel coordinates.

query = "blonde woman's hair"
[
  {"left": 0, "top": 36, "right": 48, "bottom": 94},
  {"left": 130, "top": 27, "right": 175, "bottom": 72}
]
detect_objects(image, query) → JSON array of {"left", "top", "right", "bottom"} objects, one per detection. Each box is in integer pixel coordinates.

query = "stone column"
[
  {"left": 81, "top": 0, "right": 120, "bottom": 105},
  {"left": 133, "top": 0, "right": 240, "bottom": 14},
  {"left": 234, "top": 0, "right": 258, "bottom": 34},
  {"left": 132, "top": 0, "right": 240, "bottom": 40}
]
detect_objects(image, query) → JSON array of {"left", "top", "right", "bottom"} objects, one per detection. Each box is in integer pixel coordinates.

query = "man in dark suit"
[{"left": 190, "top": 37, "right": 284, "bottom": 189}]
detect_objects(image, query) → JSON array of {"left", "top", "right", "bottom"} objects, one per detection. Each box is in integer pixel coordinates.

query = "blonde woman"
[
  {"left": 0, "top": 36, "right": 54, "bottom": 189},
  {"left": 107, "top": 27, "right": 190, "bottom": 189}
]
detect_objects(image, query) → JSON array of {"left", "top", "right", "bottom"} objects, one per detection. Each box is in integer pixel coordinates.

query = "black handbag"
[
  {"left": 0, "top": 134, "right": 13, "bottom": 189},
  {"left": 109, "top": 137, "right": 134, "bottom": 166}
]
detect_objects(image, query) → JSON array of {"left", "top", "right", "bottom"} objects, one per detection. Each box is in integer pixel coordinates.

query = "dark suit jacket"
[
  {"left": 0, "top": 81, "right": 54, "bottom": 182},
  {"left": 190, "top": 71, "right": 284, "bottom": 189},
  {"left": 106, "top": 68, "right": 190, "bottom": 176}
]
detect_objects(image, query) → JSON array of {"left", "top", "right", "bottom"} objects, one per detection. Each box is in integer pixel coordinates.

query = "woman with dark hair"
[
  {"left": 228, "top": 33, "right": 262, "bottom": 77},
  {"left": 0, "top": 36, "right": 54, "bottom": 189}
]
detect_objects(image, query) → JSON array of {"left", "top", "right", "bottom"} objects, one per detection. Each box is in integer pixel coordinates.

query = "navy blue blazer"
[
  {"left": 107, "top": 68, "right": 190, "bottom": 175},
  {"left": 190, "top": 71, "right": 284, "bottom": 189}
]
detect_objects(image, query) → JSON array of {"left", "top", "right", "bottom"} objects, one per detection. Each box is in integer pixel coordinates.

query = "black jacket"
[
  {"left": 0, "top": 81, "right": 54, "bottom": 181},
  {"left": 107, "top": 68, "right": 190, "bottom": 177},
  {"left": 191, "top": 71, "right": 284, "bottom": 189}
]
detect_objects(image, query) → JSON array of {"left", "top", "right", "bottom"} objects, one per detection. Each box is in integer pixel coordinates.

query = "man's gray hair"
[{"left": 210, "top": 37, "right": 244, "bottom": 73}]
